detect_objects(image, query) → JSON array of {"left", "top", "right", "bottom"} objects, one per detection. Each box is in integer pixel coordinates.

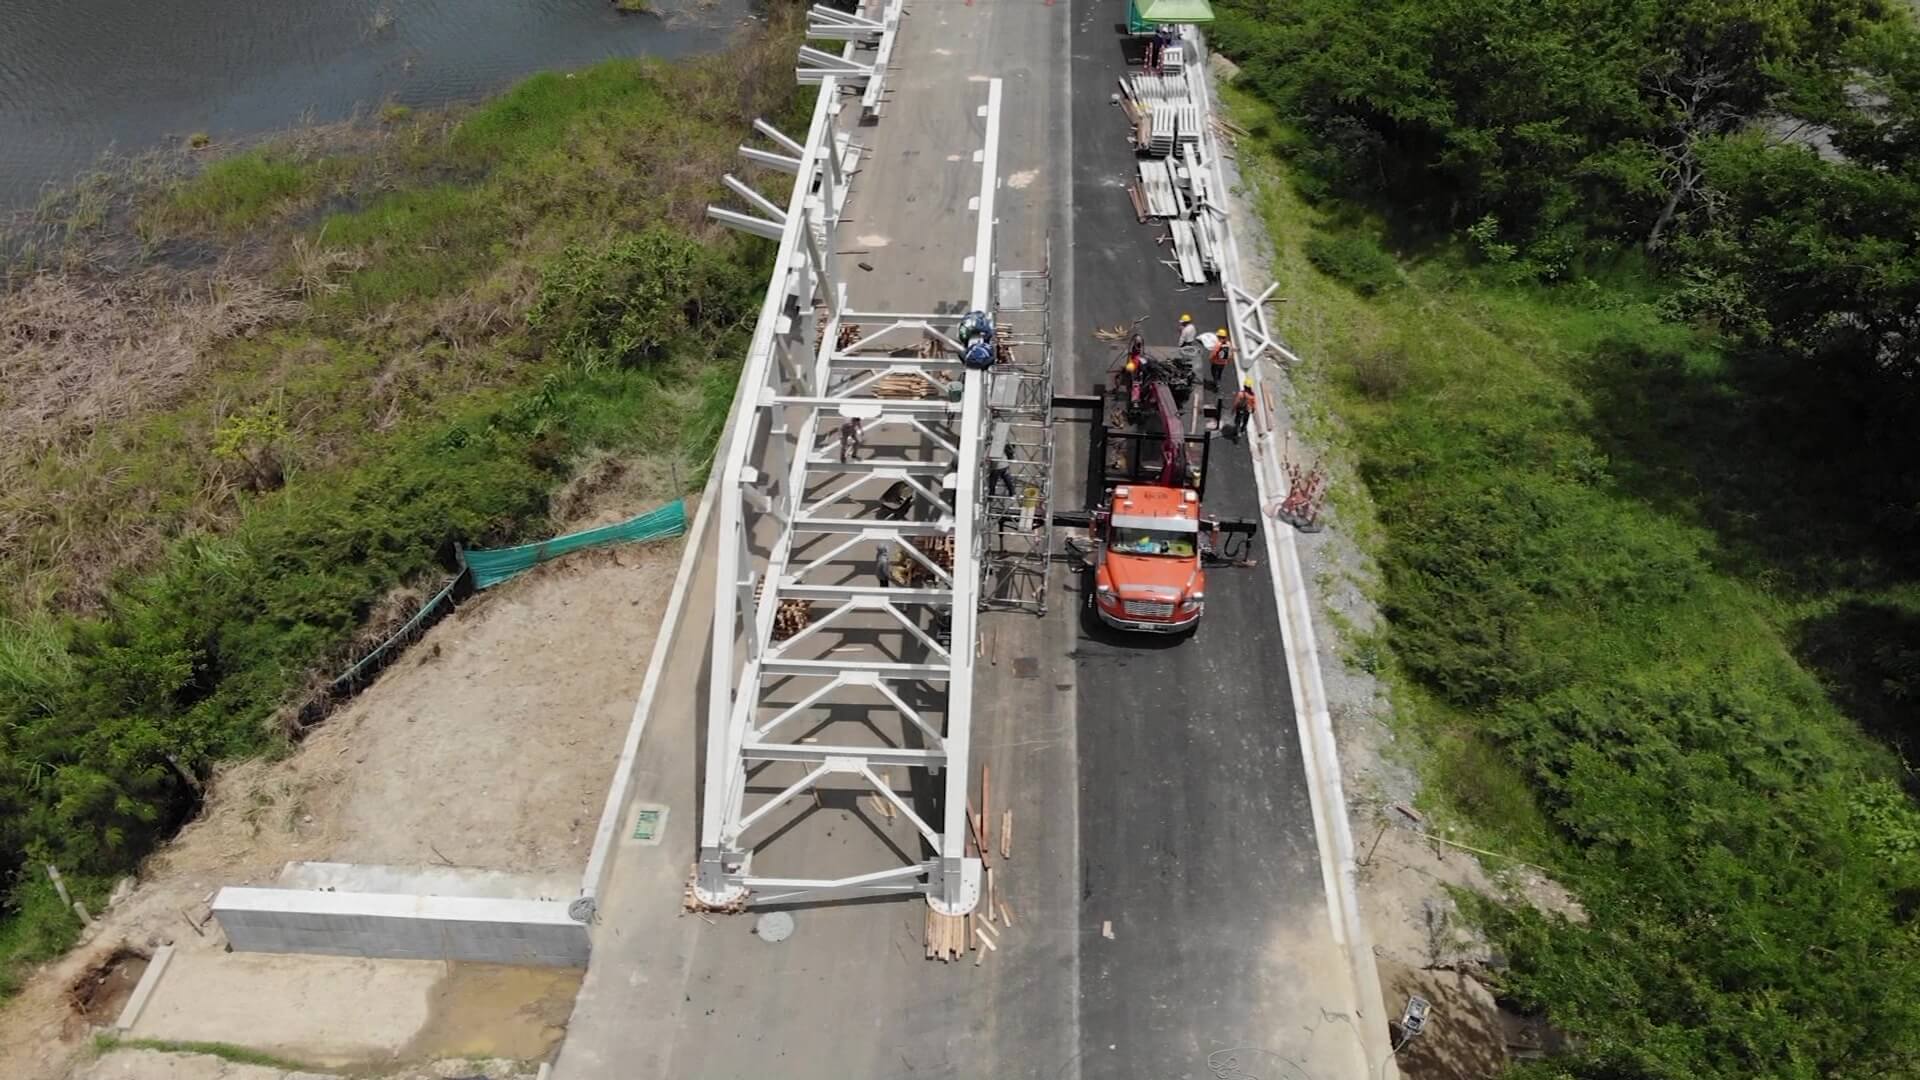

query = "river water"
[{"left": 0, "top": 0, "right": 747, "bottom": 208}]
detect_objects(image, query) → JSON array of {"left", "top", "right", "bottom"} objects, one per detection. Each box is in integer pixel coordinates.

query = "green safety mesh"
[{"left": 465, "top": 499, "right": 688, "bottom": 590}]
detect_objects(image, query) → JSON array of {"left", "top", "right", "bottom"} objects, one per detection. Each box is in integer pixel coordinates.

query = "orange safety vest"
[{"left": 1209, "top": 340, "right": 1232, "bottom": 367}]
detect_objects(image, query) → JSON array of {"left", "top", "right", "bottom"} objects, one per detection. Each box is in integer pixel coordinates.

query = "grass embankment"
[
  {"left": 1226, "top": 86, "right": 1920, "bottom": 1078},
  {"left": 0, "top": 22, "right": 806, "bottom": 996}
]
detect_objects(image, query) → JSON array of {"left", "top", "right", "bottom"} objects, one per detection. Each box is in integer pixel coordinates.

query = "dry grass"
[{"left": 0, "top": 269, "right": 300, "bottom": 450}]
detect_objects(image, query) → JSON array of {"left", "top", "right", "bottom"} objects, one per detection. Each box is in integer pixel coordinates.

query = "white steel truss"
[
  {"left": 696, "top": 75, "right": 1006, "bottom": 914},
  {"left": 799, "top": 0, "right": 903, "bottom": 119}
]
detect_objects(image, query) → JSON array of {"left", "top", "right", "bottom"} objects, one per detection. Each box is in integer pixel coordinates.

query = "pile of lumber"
[
  {"left": 873, "top": 372, "right": 939, "bottom": 398},
  {"left": 925, "top": 908, "right": 969, "bottom": 961},
  {"left": 910, "top": 534, "right": 955, "bottom": 574},
  {"left": 771, "top": 597, "right": 812, "bottom": 642},
  {"left": 814, "top": 314, "right": 864, "bottom": 351},
  {"left": 925, "top": 763, "right": 1016, "bottom": 964}
]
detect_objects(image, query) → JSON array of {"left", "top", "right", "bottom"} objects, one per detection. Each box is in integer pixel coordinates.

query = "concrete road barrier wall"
[{"left": 212, "top": 886, "right": 589, "bottom": 967}]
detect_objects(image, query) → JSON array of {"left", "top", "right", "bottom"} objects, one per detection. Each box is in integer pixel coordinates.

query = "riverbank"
[
  {"left": 0, "top": 12, "right": 806, "bottom": 1003},
  {"left": 1223, "top": 80, "right": 1920, "bottom": 1079}
]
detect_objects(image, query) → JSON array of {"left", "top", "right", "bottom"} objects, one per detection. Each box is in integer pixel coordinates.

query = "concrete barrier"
[
  {"left": 212, "top": 887, "right": 589, "bottom": 967},
  {"left": 111, "top": 942, "right": 175, "bottom": 1033}
]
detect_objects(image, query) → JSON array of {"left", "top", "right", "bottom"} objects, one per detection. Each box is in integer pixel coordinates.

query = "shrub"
[
  {"left": 1304, "top": 230, "right": 1398, "bottom": 296},
  {"left": 1348, "top": 346, "right": 1409, "bottom": 401},
  {"left": 528, "top": 229, "right": 753, "bottom": 371}
]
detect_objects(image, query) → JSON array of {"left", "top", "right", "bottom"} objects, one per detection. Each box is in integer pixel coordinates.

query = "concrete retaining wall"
[{"left": 212, "top": 886, "right": 589, "bottom": 967}]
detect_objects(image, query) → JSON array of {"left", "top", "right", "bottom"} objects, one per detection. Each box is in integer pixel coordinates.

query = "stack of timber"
[
  {"left": 771, "top": 598, "right": 812, "bottom": 642},
  {"left": 925, "top": 908, "right": 968, "bottom": 961},
  {"left": 816, "top": 313, "right": 864, "bottom": 351},
  {"left": 910, "top": 534, "right": 956, "bottom": 574},
  {"left": 874, "top": 372, "right": 940, "bottom": 398},
  {"left": 925, "top": 764, "right": 1017, "bottom": 964},
  {"left": 755, "top": 577, "right": 814, "bottom": 642},
  {"left": 1161, "top": 44, "right": 1185, "bottom": 73}
]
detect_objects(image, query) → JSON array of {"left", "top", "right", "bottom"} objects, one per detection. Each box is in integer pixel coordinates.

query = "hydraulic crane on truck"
[{"left": 1052, "top": 340, "right": 1257, "bottom": 633}]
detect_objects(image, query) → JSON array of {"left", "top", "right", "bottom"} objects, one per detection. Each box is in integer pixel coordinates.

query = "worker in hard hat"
[
  {"left": 1232, "top": 377, "right": 1257, "bottom": 438},
  {"left": 1175, "top": 313, "right": 1202, "bottom": 375},
  {"left": 1207, "top": 328, "right": 1233, "bottom": 391}
]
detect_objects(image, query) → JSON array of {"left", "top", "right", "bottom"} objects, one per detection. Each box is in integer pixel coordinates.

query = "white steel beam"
[
  {"left": 707, "top": 205, "right": 786, "bottom": 241},
  {"left": 741, "top": 743, "right": 947, "bottom": 767}
]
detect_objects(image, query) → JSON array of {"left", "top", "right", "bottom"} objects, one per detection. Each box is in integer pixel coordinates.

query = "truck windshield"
[{"left": 1109, "top": 526, "right": 1195, "bottom": 558}]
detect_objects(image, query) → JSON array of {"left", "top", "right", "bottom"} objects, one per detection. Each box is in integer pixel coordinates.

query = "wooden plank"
[
  {"left": 981, "top": 765, "right": 991, "bottom": 847},
  {"left": 1000, "top": 809, "right": 1012, "bottom": 860}
]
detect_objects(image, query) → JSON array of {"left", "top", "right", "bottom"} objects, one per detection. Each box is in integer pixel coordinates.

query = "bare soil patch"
[{"left": 67, "top": 949, "right": 148, "bottom": 1027}]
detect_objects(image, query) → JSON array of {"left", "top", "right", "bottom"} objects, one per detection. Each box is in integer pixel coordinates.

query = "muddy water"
[{"left": 0, "top": 0, "right": 749, "bottom": 207}]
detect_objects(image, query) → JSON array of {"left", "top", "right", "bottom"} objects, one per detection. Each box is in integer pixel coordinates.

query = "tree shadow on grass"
[
  {"left": 1582, "top": 336, "right": 1920, "bottom": 774},
  {"left": 1579, "top": 337, "right": 1920, "bottom": 598},
  {"left": 1796, "top": 599, "right": 1920, "bottom": 787}
]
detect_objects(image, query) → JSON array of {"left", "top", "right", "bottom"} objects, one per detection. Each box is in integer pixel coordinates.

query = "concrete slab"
[
  {"left": 276, "top": 861, "right": 576, "bottom": 901},
  {"left": 127, "top": 950, "right": 443, "bottom": 1065}
]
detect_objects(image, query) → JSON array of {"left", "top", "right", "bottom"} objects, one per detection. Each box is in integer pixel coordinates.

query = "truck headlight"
[{"left": 1180, "top": 593, "right": 1204, "bottom": 609}]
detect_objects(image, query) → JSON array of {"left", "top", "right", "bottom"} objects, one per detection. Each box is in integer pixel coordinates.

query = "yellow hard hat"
[
  {"left": 1179, "top": 313, "right": 1192, "bottom": 323},
  {"left": 1216, "top": 328, "right": 1229, "bottom": 338}
]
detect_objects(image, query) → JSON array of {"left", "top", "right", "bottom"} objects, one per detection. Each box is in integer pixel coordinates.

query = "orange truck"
[
  {"left": 1091, "top": 481, "right": 1208, "bottom": 632},
  {"left": 1059, "top": 347, "right": 1253, "bottom": 633}
]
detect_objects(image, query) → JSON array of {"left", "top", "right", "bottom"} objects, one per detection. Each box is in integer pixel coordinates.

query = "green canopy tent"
[{"left": 1128, "top": 0, "right": 1212, "bottom": 34}]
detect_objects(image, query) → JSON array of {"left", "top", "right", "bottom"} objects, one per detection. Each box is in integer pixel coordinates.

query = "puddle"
[{"left": 401, "top": 963, "right": 582, "bottom": 1061}]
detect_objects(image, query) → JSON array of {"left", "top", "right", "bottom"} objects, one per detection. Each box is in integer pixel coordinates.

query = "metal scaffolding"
[
  {"left": 982, "top": 243, "right": 1056, "bottom": 613},
  {"left": 696, "top": 67, "right": 1006, "bottom": 913}
]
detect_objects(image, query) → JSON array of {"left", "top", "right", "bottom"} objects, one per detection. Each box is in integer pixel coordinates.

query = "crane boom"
[{"left": 1150, "top": 380, "right": 1189, "bottom": 488}]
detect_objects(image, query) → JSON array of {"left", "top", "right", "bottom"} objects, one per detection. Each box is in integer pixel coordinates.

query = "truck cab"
[{"left": 1091, "top": 484, "right": 1205, "bottom": 632}]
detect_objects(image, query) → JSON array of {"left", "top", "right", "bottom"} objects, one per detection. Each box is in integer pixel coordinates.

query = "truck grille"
[{"left": 1123, "top": 600, "right": 1175, "bottom": 618}]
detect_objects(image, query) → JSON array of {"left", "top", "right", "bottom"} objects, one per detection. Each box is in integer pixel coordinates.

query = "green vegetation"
[
  {"left": 95, "top": 1035, "right": 331, "bottom": 1073},
  {"left": 0, "top": 16, "right": 805, "bottom": 997},
  {"left": 1302, "top": 230, "right": 1397, "bottom": 296},
  {"left": 1215, "top": 0, "right": 1920, "bottom": 1073},
  {"left": 154, "top": 148, "right": 334, "bottom": 231}
]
